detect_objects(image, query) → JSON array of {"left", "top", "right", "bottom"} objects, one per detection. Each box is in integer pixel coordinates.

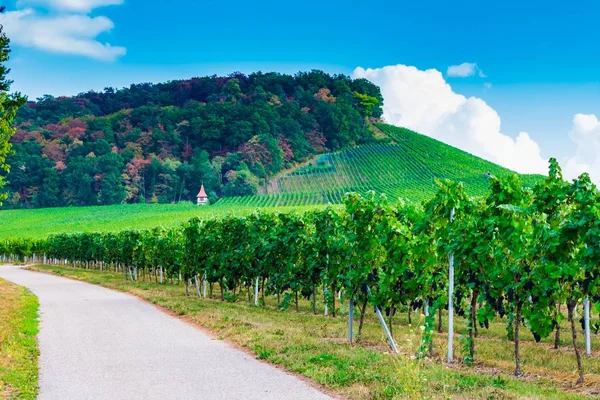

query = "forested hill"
[{"left": 2, "top": 71, "right": 383, "bottom": 209}]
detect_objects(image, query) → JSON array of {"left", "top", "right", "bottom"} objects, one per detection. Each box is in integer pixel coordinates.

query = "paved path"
[{"left": 0, "top": 265, "right": 332, "bottom": 400}]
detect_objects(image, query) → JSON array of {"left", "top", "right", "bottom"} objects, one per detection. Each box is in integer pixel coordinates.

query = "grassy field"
[
  {"left": 29, "top": 264, "right": 600, "bottom": 399},
  {"left": 0, "top": 203, "right": 322, "bottom": 239},
  {"left": 0, "top": 279, "right": 38, "bottom": 400}
]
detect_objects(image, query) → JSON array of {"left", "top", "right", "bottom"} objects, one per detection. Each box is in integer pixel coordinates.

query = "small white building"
[{"left": 197, "top": 184, "right": 209, "bottom": 206}]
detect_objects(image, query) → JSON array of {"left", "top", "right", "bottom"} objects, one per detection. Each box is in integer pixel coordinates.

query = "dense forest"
[{"left": 1, "top": 70, "right": 383, "bottom": 208}]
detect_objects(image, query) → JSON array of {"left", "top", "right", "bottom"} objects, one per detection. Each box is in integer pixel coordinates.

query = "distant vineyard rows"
[{"left": 215, "top": 124, "right": 542, "bottom": 208}]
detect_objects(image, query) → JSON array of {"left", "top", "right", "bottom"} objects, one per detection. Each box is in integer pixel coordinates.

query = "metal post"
[
  {"left": 348, "top": 299, "right": 354, "bottom": 344},
  {"left": 367, "top": 286, "right": 399, "bottom": 354},
  {"left": 194, "top": 275, "right": 202, "bottom": 297},
  {"left": 254, "top": 276, "right": 259, "bottom": 306},
  {"left": 585, "top": 297, "right": 591, "bottom": 355},
  {"left": 324, "top": 287, "right": 329, "bottom": 316},
  {"left": 447, "top": 207, "right": 455, "bottom": 363}
]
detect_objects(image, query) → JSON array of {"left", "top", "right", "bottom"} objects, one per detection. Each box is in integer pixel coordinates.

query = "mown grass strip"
[
  {"left": 30, "top": 265, "right": 595, "bottom": 400},
  {"left": 0, "top": 278, "right": 39, "bottom": 400}
]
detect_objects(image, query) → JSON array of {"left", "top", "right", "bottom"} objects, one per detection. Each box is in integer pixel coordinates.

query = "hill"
[
  {"left": 214, "top": 124, "right": 543, "bottom": 207},
  {"left": 1, "top": 70, "right": 382, "bottom": 209},
  {"left": 0, "top": 122, "right": 544, "bottom": 238}
]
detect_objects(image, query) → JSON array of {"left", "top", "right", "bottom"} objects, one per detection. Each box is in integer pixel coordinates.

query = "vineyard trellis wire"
[{"left": 2, "top": 159, "right": 599, "bottom": 383}]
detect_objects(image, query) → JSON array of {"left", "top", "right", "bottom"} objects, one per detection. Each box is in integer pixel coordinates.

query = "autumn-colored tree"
[
  {"left": 314, "top": 88, "right": 335, "bottom": 103},
  {"left": 3, "top": 69, "right": 381, "bottom": 208}
]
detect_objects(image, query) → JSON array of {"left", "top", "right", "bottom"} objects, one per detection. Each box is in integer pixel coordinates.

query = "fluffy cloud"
[
  {"left": 0, "top": 9, "right": 125, "bottom": 61},
  {"left": 353, "top": 64, "right": 547, "bottom": 175},
  {"left": 17, "top": 0, "right": 123, "bottom": 13},
  {"left": 563, "top": 114, "right": 600, "bottom": 182},
  {"left": 447, "top": 62, "right": 486, "bottom": 78},
  {"left": 1, "top": 0, "right": 125, "bottom": 61}
]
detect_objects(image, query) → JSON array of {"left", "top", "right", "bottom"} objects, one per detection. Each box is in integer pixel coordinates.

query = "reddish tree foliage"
[
  {"left": 314, "top": 88, "right": 335, "bottom": 103},
  {"left": 305, "top": 129, "right": 327, "bottom": 152},
  {"left": 123, "top": 157, "right": 151, "bottom": 201},
  {"left": 127, "top": 157, "right": 151, "bottom": 175},
  {"left": 277, "top": 136, "right": 294, "bottom": 162},
  {"left": 116, "top": 113, "right": 134, "bottom": 137},
  {"left": 54, "top": 161, "right": 67, "bottom": 171},
  {"left": 43, "top": 123, "right": 62, "bottom": 139},
  {"left": 181, "top": 143, "right": 193, "bottom": 160},
  {"left": 239, "top": 136, "right": 273, "bottom": 167},
  {"left": 24, "top": 131, "right": 45, "bottom": 143},
  {"left": 11, "top": 129, "right": 27, "bottom": 143},
  {"left": 138, "top": 131, "right": 153, "bottom": 153},
  {"left": 90, "top": 130, "right": 105, "bottom": 140},
  {"left": 67, "top": 127, "right": 86, "bottom": 140},
  {"left": 43, "top": 141, "right": 65, "bottom": 162},
  {"left": 225, "top": 169, "right": 237, "bottom": 182},
  {"left": 68, "top": 119, "right": 87, "bottom": 131}
]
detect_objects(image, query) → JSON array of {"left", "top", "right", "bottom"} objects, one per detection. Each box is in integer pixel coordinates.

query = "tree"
[
  {"left": 34, "top": 168, "right": 62, "bottom": 208},
  {"left": 223, "top": 169, "right": 259, "bottom": 196},
  {"left": 0, "top": 13, "right": 26, "bottom": 205}
]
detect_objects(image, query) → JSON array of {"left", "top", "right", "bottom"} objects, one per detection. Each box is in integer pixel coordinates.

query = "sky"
[{"left": 1, "top": 0, "right": 600, "bottom": 181}]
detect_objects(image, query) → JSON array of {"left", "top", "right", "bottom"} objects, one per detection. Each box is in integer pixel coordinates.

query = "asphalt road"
[{"left": 0, "top": 265, "right": 332, "bottom": 400}]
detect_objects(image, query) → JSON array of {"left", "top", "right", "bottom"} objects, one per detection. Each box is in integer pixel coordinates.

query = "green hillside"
[
  {"left": 215, "top": 124, "right": 543, "bottom": 207},
  {"left": 0, "top": 123, "right": 544, "bottom": 239}
]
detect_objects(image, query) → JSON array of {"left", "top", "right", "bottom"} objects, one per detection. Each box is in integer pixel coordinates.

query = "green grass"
[
  {"left": 0, "top": 279, "right": 39, "bottom": 400},
  {"left": 29, "top": 265, "right": 599, "bottom": 400},
  {"left": 0, "top": 124, "right": 544, "bottom": 239},
  {"left": 218, "top": 124, "right": 544, "bottom": 207},
  {"left": 0, "top": 203, "right": 322, "bottom": 239}
]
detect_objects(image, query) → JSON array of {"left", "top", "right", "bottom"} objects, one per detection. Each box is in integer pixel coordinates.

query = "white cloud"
[
  {"left": 446, "top": 62, "right": 487, "bottom": 78},
  {"left": 1, "top": 0, "right": 125, "bottom": 61},
  {"left": 0, "top": 9, "right": 125, "bottom": 61},
  {"left": 353, "top": 64, "right": 547, "bottom": 175},
  {"left": 446, "top": 62, "right": 476, "bottom": 78},
  {"left": 484, "top": 82, "right": 493, "bottom": 90},
  {"left": 563, "top": 114, "right": 600, "bottom": 182},
  {"left": 17, "top": 0, "right": 123, "bottom": 13}
]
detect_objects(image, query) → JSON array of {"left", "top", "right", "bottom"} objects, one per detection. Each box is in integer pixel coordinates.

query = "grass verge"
[
  {"left": 29, "top": 265, "right": 598, "bottom": 400},
  {"left": 0, "top": 279, "right": 38, "bottom": 400}
]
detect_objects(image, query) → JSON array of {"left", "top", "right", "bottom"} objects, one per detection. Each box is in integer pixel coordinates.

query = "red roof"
[{"left": 197, "top": 184, "right": 207, "bottom": 198}]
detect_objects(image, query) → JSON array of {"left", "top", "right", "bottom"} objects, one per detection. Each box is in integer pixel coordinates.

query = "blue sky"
[{"left": 2, "top": 0, "right": 600, "bottom": 178}]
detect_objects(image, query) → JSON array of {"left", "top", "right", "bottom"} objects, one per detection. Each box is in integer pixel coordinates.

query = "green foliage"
[
  {"left": 0, "top": 21, "right": 26, "bottom": 206},
  {"left": 4, "top": 158, "right": 599, "bottom": 384},
  {"left": 4, "top": 71, "right": 381, "bottom": 208},
  {"left": 223, "top": 169, "right": 259, "bottom": 196}
]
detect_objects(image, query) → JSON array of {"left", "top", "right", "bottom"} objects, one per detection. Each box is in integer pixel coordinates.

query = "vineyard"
[
  {"left": 3, "top": 159, "right": 600, "bottom": 387},
  {"left": 216, "top": 124, "right": 543, "bottom": 207}
]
